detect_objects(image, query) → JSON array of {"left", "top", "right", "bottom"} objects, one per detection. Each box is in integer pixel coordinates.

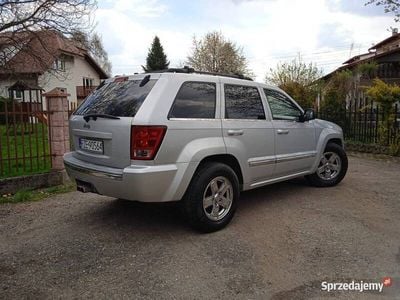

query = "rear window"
[
  {"left": 74, "top": 79, "right": 157, "bottom": 117},
  {"left": 168, "top": 82, "right": 216, "bottom": 119}
]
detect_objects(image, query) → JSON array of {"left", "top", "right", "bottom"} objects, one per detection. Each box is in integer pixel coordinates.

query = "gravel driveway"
[{"left": 1, "top": 155, "right": 399, "bottom": 299}]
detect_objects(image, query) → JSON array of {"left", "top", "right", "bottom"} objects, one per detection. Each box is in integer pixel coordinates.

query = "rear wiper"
[{"left": 83, "top": 114, "right": 120, "bottom": 122}]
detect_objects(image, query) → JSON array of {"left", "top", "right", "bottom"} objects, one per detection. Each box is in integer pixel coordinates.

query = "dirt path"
[{"left": 1, "top": 156, "right": 399, "bottom": 299}]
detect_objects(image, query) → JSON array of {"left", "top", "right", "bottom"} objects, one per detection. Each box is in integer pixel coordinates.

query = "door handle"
[
  {"left": 227, "top": 129, "right": 244, "bottom": 136},
  {"left": 277, "top": 129, "right": 289, "bottom": 135}
]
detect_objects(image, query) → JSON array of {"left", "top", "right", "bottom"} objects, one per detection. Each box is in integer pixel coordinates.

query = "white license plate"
[{"left": 79, "top": 138, "right": 104, "bottom": 153}]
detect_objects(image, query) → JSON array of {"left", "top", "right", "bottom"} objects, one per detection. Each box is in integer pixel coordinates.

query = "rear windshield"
[{"left": 74, "top": 79, "right": 157, "bottom": 117}]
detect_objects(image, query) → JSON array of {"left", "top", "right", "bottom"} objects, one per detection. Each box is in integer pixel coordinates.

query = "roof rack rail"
[{"left": 145, "top": 66, "right": 253, "bottom": 81}]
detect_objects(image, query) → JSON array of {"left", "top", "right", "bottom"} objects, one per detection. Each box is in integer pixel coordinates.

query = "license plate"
[{"left": 79, "top": 138, "right": 104, "bottom": 154}]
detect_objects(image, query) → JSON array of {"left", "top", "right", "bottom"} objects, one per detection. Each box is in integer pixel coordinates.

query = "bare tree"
[
  {"left": 186, "top": 31, "right": 252, "bottom": 76},
  {"left": 72, "top": 30, "right": 112, "bottom": 75},
  {"left": 0, "top": 0, "right": 96, "bottom": 74}
]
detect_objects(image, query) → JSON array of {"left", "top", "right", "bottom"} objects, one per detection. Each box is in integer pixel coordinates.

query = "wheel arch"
[
  {"left": 197, "top": 154, "right": 244, "bottom": 188},
  {"left": 312, "top": 130, "right": 344, "bottom": 173},
  {"left": 327, "top": 138, "right": 343, "bottom": 148}
]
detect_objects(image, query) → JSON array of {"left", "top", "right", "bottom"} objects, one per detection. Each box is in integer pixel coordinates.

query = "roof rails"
[{"left": 145, "top": 66, "right": 253, "bottom": 81}]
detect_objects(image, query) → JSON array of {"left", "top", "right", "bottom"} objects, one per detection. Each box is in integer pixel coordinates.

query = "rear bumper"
[{"left": 63, "top": 152, "right": 194, "bottom": 202}]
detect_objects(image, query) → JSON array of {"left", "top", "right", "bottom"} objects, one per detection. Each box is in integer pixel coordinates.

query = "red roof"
[{"left": 0, "top": 30, "right": 108, "bottom": 79}]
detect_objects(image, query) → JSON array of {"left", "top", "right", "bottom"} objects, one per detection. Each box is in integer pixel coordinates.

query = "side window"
[
  {"left": 169, "top": 82, "right": 216, "bottom": 119},
  {"left": 224, "top": 85, "right": 265, "bottom": 120},
  {"left": 264, "top": 89, "right": 302, "bottom": 120}
]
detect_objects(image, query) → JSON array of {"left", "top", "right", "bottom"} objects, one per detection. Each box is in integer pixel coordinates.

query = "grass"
[
  {"left": 0, "top": 123, "right": 51, "bottom": 178},
  {"left": 0, "top": 182, "right": 76, "bottom": 204}
]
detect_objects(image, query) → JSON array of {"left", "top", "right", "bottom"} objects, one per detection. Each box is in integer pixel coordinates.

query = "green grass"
[
  {"left": 0, "top": 123, "right": 51, "bottom": 178},
  {"left": 0, "top": 182, "right": 76, "bottom": 204}
]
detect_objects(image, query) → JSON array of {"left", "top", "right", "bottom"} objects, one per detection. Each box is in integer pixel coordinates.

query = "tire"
[
  {"left": 306, "top": 143, "right": 348, "bottom": 187},
  {"left": 181, "top": 162, "right": 240, "bottom": 233}
]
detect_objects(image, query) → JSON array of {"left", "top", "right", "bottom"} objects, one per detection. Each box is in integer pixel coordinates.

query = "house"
[
  {"left": 0, "top": 30, "right": 109, "bottom": 107},
  {"left": 322, "top": 29, "right": 400, "bottom": 86}
]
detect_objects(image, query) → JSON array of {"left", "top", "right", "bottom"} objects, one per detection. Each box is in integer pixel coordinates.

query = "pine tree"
[{"left": 143, "top": 36, "right": 169, "bottom": 71}]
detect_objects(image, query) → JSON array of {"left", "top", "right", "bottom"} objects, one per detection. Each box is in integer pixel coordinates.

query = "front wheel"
[
  {"left": 306, "top": 143, "right": 348, "bottom": 187},
  {"left": 181, "top": 163, "right": 239, "bottom": 233}
]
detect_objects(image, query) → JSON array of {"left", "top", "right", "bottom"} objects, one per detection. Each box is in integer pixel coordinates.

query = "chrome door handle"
[
  {"left": 227, "top": 129, "right": 244, "bottom": 136},
  {"left": 277, "top": 129, "right": 289, "bottom": 135}
]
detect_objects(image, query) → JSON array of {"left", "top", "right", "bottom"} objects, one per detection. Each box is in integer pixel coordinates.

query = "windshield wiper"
[{"left": 83, "top": 114, "right": 120, "bottom": 122}]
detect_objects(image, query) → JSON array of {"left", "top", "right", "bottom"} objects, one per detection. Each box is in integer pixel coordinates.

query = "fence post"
[{"left": 43, "top": 88, "right": 69, "bottom": 173}]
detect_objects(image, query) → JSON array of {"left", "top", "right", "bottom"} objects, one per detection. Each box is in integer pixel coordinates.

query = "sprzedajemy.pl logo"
[{"left": 321, "top": 277, "right": 392, "bottom": 293}]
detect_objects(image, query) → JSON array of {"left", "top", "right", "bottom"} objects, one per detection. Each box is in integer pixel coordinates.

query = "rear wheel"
[
  {"left": 306, "top": 143, "right": 348, "bottom": 187},
  {"left": 182, "top": 163, "right": 239, "bottom": 233}
]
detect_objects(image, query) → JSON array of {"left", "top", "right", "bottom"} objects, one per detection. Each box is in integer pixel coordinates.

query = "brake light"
[
  {"left": 131, "top": 126, "right": 167, "bottom": 160},
  {"left": 114, "top": 76, "right": 128, "bottom": 82}
]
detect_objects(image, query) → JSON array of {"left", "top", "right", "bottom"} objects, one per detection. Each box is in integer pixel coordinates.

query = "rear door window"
[
  {"left": 224, "top": 85, "right": 265, "bottom": 120},
  {"left": 74, "top": 79, "right": 157, "bottom": 117},
  {"left": 168, "top": 82, "right": 216, "bottom": 119}
]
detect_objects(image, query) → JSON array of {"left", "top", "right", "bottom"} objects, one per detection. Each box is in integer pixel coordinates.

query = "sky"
[{"left": 94, "top": 0, "right": 396, "bottom": 81}]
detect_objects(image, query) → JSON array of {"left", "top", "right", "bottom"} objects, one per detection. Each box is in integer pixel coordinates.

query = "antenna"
[{"left": 349, "top": 42, "right": 354, "bottom": 58}]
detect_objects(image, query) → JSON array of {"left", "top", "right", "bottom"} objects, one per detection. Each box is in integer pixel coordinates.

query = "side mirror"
[{"left": 299, "top": 108, "right": 315, "bottom": 122}]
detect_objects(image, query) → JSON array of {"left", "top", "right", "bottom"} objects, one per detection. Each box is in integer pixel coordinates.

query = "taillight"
[{"left": 131, "top": 126, "right": 167, "bottom": 160}]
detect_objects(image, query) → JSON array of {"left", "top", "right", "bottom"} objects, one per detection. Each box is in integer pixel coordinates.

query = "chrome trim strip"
[
  {"left": 250, "top": 171, "right": 310, "bottom": 187},
  {"left": 249, "top": 151, "right": 316, "bottom": 167},
  {"left": 248, "top": 156, "right": 276, "bottom": 167},
  {"left": 168, "top": 118, "right": 219, "bottom": 121},
  {"left": 276, "top": 151, "right": 317, "bottom": 163},
  {"left": 72, "top": 129, "right": 112, "bottom": 139},
  {"left": 64, "top": 161, "right": 123, "bottom": 180}
]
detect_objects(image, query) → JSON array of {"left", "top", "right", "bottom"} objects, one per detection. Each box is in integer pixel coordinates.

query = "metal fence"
[
  {"left": 317, "top": 97, "right": 400, "bottom": 146},
  {"left": 0, "top": 83, "right": 77, "bottom": 179}
]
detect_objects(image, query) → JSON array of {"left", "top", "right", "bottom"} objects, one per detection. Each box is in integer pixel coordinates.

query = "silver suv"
[{"left": 64, "top": 68, "right": 348, "bottom": 232}]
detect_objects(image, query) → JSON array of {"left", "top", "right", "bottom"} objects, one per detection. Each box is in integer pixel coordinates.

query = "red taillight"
[
  {"left": 131, "top": 126, "right": 167, "bottom": 160},
  {"left": 114, "top": 76, "right": 128, "bottom": 82}
]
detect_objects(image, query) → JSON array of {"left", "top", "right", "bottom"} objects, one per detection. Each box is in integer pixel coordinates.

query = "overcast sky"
[{"left": 95, "top": 0, "right": 395, "bottom": 81}]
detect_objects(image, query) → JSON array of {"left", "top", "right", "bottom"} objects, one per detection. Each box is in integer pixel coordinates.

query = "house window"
[
  {"left": 13, "top": 90, "right": 22, "bottom": 100},
  {"left": 54, "top": 58, "right": 65, "bottom": 71},
  {"left": 83, "top": 78, "right": 94, "bottom": 87}
]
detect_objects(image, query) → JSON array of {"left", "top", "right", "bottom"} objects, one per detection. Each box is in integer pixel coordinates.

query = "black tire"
[
  {"left": 181, "top": 162, "right": 240, "bottom": 233},
  {"left": 306, "top": 143, "right": 348, "bottom": 187}
]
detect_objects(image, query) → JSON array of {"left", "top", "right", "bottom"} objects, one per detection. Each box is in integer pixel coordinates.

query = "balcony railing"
[{"left": 76, "top": 86, "right": 97, "bottom": 98}]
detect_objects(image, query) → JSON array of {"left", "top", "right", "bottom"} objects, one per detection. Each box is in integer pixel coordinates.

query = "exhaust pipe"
[{"left": 76, "top": 180, "right": 94, "bottom": 193}]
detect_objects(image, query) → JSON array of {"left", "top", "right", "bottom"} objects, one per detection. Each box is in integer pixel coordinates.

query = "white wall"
[
  {"left": 0, "top": 79, "right": 18, "bottom": 98},
  {"left": 0, "top": 54, "right": 102, "bottom": 107},
  {"left": 0, "top": 77, "right": 40, "bottom": 101},
  {"left": 38, "top": 54, "right": 102, "bottom": 106}
]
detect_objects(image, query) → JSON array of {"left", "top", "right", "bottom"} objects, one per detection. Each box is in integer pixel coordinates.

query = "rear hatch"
[{"left": 70, "top": 75, "right": 158, "bottom": 169}]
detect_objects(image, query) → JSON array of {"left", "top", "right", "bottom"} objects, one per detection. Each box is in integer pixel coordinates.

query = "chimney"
[{"left": 392, "top": 28, "right": 398, "bottom": 36}]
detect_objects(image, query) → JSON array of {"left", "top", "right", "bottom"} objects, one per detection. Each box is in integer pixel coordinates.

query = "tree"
[
  {"left": 366, "top": 79, "right": 400, "bottom": 150},
  {"left": 142, "top": 36, "right": 169, "bottom": 71},
  {"left": 356, "top": 62, "right": 378, "bottom": 80},
  {"left": 321, "top": 70, "right": 353, "bottom": 113},
  {"left": 319, "top": 70, "right": 353, "bottom": 129},
  {"left": 72, "top": 31, "right": 112, "bottom": 75},
  {"left": 366, "top": 0, "right": 400, "bottom": 21},
  {"left": 186, "top": 31, "right": 252, "bottom": 76},
  {"left": 0, "top": 0, "right": 96, "bottom": 73},
  {"left": 266, "top": 57, "right": 322, "bottom": 108}
]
